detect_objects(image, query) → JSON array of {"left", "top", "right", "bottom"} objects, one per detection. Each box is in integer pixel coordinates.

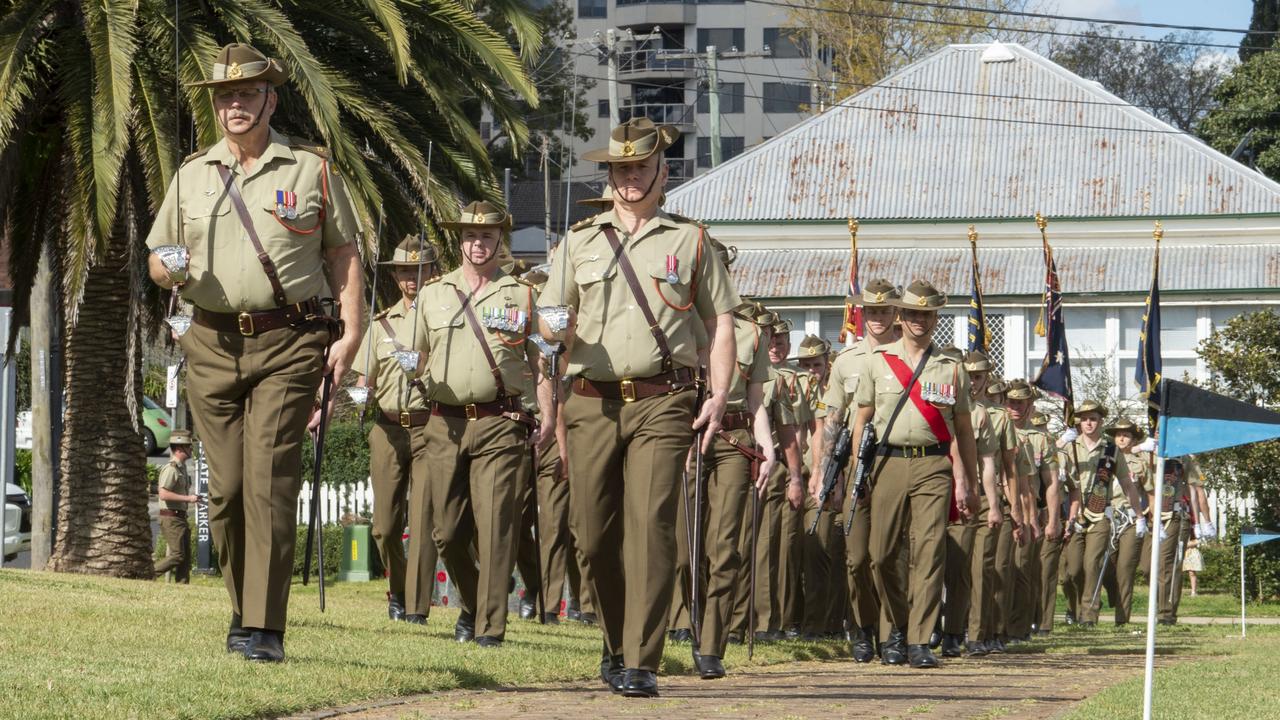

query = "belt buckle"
[
  {"left": 237, "top": 311, "right": 255, "bottom": 336},
  {"left": 465, "top": 404, "right": 478, "bottom": 421},
  {"left": 620, "top": 379, "right": 637, "bottom": 403},
  {"left": 909, "top": 446, "right": 922, "bottom": 458},
  {"left": 399, "top": 410, "right": 411, "bottom": 428}
]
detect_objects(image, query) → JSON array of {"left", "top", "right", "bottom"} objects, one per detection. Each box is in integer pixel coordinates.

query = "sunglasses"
[{"left": 213, "top": 87, "right": 268, "bottom": 102}]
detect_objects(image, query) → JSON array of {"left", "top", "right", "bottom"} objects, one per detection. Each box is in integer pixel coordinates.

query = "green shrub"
[
  {"left": 1198, "top": 540, "right": 1238, "bottom": 594},
  {"left": 15, "top": 449, "right": 32, "bottom": 496},
  {"left": 152, "top": 520, "right": 348, "bottom": 581},
  {"left": 146, "top": 463, "right": 160, "bottom": 494},
  {"left": 300, "top": 414, "right": 370, "bottom": 488}
]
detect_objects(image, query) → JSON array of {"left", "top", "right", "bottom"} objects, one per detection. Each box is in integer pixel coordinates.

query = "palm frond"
[{"left": 81, "top": 0, "right": 138, "bottom": 242}]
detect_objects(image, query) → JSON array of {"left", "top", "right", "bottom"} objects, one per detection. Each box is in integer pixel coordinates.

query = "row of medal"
[
  {"left": 482, "top": 306, "right": 527, "bottom": 333},
  {"left": 920, "top": 382, "right": 957, "bottom": 406}
]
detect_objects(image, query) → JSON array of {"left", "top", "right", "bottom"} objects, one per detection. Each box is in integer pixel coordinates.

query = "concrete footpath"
[{"left": 285, "top": 650, "right": 1182, "bottom": 720}]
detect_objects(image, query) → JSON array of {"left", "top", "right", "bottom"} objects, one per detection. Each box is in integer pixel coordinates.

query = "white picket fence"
[{"left": 296, "top": 477, "right": 375, "bottom": 525}]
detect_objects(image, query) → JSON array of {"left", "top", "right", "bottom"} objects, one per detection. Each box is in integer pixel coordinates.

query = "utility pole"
[
  {"left": 662, "top": 45, "right": 770, "bottom": 169},
  {"left": 541, "top": 136, "right": 552, "bottom": 256},
  {"left": 606, "top": 29, "right": 621, "bottom": 127}
]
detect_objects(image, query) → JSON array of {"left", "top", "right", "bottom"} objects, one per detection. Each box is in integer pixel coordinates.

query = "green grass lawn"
[
  {"left": 0, "top": 570, "right": 847, "bottom": 720},
  {"left": 1061, "top": 588, "right": 1280, "bottom": 619}
]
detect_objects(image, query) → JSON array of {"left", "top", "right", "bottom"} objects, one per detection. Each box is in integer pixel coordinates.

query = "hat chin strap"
[
  {"left": 218, "top": 91, "right": 270, "bottom": 136},
  {"left": 608, "top": 164, "right": 662, "bottom": 206}
]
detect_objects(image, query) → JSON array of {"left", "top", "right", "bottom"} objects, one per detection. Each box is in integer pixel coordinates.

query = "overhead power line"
[{"left": 870, "top": 0, "right": 1279, "bottom": 36}]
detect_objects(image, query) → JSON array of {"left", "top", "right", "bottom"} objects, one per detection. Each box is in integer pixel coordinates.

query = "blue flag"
[
  {"left": 1241, "top": 527, "right": 1280, "bottom": 548},
  {"left": 1156, "top": 380, "right": 1280, "bottom": 457},
  {"left": 1136, "top": 240, "right": 1162, "bottom": 432},
  {"left": 1033, "top": 243, "right": 1073, "bottom": 414}
]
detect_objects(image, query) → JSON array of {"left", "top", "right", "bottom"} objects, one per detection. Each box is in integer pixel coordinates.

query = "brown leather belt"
[
  {"left": 380, "top": 409, "right": 430, "bottom": 428},
  {"left": 573, "top": 367, "right": 696, "bottom": 403},
  {"left": 720, "top": 411, "right": 752, "bottom": 432},
  {"left": 159, "top": 509, "right": 187, "bottom": 518},
  {"left": 193, "top": 298, "right": 328, "bottom": 337},
  {"left": 431, "top": 397, "right": 523, "bottom": 421}
]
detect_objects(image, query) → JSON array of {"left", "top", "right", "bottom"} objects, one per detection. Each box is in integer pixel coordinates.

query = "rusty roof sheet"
[
  {"left": 668, "top": 43, "right": 1280, "bottom": 222},
  {"left": 732, "top": 245, "right": 1280, "bottom": 299}
]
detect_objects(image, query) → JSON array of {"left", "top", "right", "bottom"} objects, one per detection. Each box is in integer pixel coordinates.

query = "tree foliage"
[
  {"left": 1195, "top": 310, "right": 1280, "bottom": 600},
  {"left": 1241, "top": 0, "right": 1280, "bottom": 63},
  {"left": 1199, "top": 43, "right": 1280, "bottom": 181},
  {"left": 1050, "top": 27, "right": 1231, "bottom": 133},
  {"left": 786, "top": 0, "right": 1050, "bottom": 101}
]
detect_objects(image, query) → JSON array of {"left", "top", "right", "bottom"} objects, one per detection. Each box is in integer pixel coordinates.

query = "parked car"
[
  {"left": 142, "top": 396, "right": 173, "bottom": 455},
  {"left": 4, "top": 482, "right": 32, "bottom": 562}
]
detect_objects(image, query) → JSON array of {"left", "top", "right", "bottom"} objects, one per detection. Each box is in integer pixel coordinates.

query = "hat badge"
[
  {"left": 408, "top": 250, "right": 420, "bottom": 262},
  {"left": 621, "top": 140, "right": 636, "bottom": 157},
  {"left": 916, "top": 296, "right": 928, "bottom": 306},
  {"left": 227, "top": 62, "right": 242, "bottom": 79},
  {"left": 873, "top": 291, "right": 885, "bottom": 303}
]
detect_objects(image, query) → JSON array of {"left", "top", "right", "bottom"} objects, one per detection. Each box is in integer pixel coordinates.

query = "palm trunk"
[{"left": 47, "top": 224, "right": 151, "bottom": 577}]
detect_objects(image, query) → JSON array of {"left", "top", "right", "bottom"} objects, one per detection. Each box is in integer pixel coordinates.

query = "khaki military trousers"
[
  {"left": 1078, "top": 516, "right": 1113, "bottom": 624},
  {"left": 534, "top": 437, "right": 573, "bottom": 615},
  {"left": 1111, "top": 523, "right": 1143, "bottom": 624},
  {"left": 844, "top": 491, "right": 879, "bottom": 633},
  {"left": 1011, "top": 532, "right": 1043, "bottom": 637},
  {"left": 943, "top": 517, "right": 977, "bottom": 636},
  {"left": 968, "top": 512, "right": 1000, "bottom": 642},
  {"left": 515, "top": 449, "right": 543, "bottom": 609},
  {"left": 564, "top": 388, "right": 695, "bottom": 671},
  {"left": 369, "top": 420, "right": 433, "bottom": 610},
  {"left": 155, "top": 515, "right": 192, "bottom": 583},
  {"left": 870, "top": 455, "right": 950, "bottom": 645},
  {"left": 1039, "top": 535, "right": 1065, "bottom": 632},
  {"left": 753, "top": 461, "right": 788, "bottom": 633},
  {"left": 424, "top": 412, "right": 526, "bottom": 639},
  {"left": 1063, "top": 531, "right": 1085, "bottom": 621},
  {"left": 183, "top": 321, "right": 327, "bottom": 632},
  {"left": 669, "top": 469, "right": 696, "bottom": 633},
  {"left": 992, "top": 514, "right": 1015, "bottom": 637},
  {"left": 802, "top": 496, "right": 845, "bottom": 635},
  {"left": 1157, "top": 515, "right": 1186, "bottom": 622},
  {"left": 779, "top": 492, "right": 803, "bottom": 631}
]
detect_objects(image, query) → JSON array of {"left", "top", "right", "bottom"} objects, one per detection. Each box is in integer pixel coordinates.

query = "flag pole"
[
  {"left": 1141, "top": 453, "right": 1165, "bottom": 720},
  {"left": 1241, "top": 542, "right": 1247, "bottom": 639}
]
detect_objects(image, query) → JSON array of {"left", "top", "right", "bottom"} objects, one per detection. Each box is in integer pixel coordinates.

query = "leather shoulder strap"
[
  {"left": 452, "top": 286, "right": 508, "bottom": 397},
  {"left": 377, "top": 316, "right": 405, "bottom": 352},
  {"left": 214, "top": 163, "right": 288, "bottom": 307},
  {"left": 601, "top": 226, "right": 674, "bottom": 371}
]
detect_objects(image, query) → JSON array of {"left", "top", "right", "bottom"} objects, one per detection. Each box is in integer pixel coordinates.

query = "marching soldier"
[
  {"left": 1037, "top": 413, "right": 1075, "bottom": 634},
  {"left": 943, "top": 352, "right": 999, "bottom": 657},
  {"left": 1005, "top": 380, "right": 1061, "bottom": 641},
  {"left": 146, "top": 43, "right": 364, "bottom": 662},
  {"left": 416, "top": 201, "right": 551, "bottom": 648},
  {"left": 796, "top": 335, "right": 844, "bottom": 639},
  {"left": 849, "top": 280, "right": 979, "bottom": 668},
  {"left": 1146, "top": 453, "right": 1203, "bottom": 624},
  {"left": 1061, "top": 400, "right": 1147, "bottom": 627},
  {"left": 983, "top": 379, "right": 1025, "bottom": 652},
  {"left": 538, "top": 118, "right": 739, "bottom": 697},
  {"left": 816, "top": 279, "right": 901, "bottom": 662},
  {"left": 353, "top": 236, "right": 438, "bottom": 623},
  {"left": 1103, "top": 417, "right": 1149, "bottom": 625},
  {"left": 154, "top": 430, "right": 198, "bottom": 583}
]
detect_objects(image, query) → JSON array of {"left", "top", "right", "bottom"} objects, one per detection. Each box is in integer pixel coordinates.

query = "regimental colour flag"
[
  {"left": 1032, "top": 237, "right": 1074, "bottom": 414},
  {"left": 967, "top": 226, "right": 990, "bottom": 352},
  {"left": 1136, "top": 224, "right": 1163, "bottom": 432}
]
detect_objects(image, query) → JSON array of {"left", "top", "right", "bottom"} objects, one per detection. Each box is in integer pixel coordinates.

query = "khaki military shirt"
[
  {"left": 539, "top": 209, "right": 739, "bottom": 380},
  {"left": 146, "top": 129, "right": 361, "bottom": 313},
  {"left": 1151, "top": 455, "right": 1199, "bottom": 521},
  {"left": 1112, "top": 451, "right": 1149, "bottom": 513},
  {"left": 352, "top": 300, "right": 429, "bottom": 415},
  {"left": 416, "top": 267, "right": 538, "bottom": 405},
  {"left": 159, "top": 459, "right": 191, "bottom": 512},
  {"left": 726, "top": 316, "right": 770, "bottom": 411},
  {"left": 763, "top": 366, "right": 798, "bottom": 454},
  {"left": 821, "top": 341, "right": 873, "bottom": 421},
  {"left": 854, "top": 340, "right": 970, "bottom": 446},
  {"left": 1065, "top": 435, "right": 1132, "bottom": 523},
  {"left": 970, "top": 402, "right": 1000, "bottom": 512},
  {"left": 1015, "top": 427, "right": 1058, "bottom": 503}
]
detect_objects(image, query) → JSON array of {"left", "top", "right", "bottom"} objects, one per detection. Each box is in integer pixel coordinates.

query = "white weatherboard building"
[{"left": 667, "top": 43, "right": 1280, "bottom": 417}]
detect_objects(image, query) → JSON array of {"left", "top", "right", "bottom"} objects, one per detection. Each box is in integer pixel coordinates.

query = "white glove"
[
  {"left": 1126, "top": 508, "right": 1138, "bottom": 523},
  {"left": 1159, "top": 522, "right": 1169, "bottom": 542},
  {"left": 1135, "top": 437, "right": 1157, "bottom": 453},
  {"left": 1061, "top": 428, "right": 1079, "bottom": 443},
  {"left": 1201, "top": 521, "right": 1218, "bottom": 540},
  {"left": 1135, "top": 516, "right": 1148, "bottom": 539}
]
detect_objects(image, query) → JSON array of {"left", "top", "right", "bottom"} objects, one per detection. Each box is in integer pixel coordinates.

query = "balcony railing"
[
  {"left": 621, "top": 103, "right": 695, "bottom": 127},
  {"left": 619, "top": 49, "right": 694, "bottom": 76}
]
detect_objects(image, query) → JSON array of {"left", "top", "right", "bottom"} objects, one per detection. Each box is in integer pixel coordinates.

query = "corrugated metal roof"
[
  {"left": 667, "top": 44, "right": 1280, "bottom": 222},
  {"left": 732, "top": 245, "right": 1280, "bottom": 298}
]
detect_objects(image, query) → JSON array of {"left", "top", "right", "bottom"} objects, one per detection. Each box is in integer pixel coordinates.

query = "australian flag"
[
  {"left": 1136, "top": 254, "right": 1162, "bottom": 432},
  {"left": 1033, "top": 244, "right": 1074, "bottom": 417}
]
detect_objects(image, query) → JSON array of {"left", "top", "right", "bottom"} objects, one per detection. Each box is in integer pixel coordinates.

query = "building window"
[
  {"left": 696, "top": 83, "right": 744, "bottom": 114},
  {"left": 985, "top": 313, "right": 1006, "bottom": 376},
  {"left": 696, "top": 136, "right": 745, "bottom": 167},
  {"left": 697, "top": 28, "right": 745, "bottom": 53},
  {"left": 479, "top": 121, "right": 492, "bottom": 142},
  {"left": 763, "top": 82, "right": 810, "bottom": 113},
  {"left": 578, "top": 0, "right": 606, "bottom": 18},
  {"left": 935, "top": 315, "right": 956, "bottom": 347},
  {"left": 598, "top": 99, "right": 609, "bottom": 118},
  {"left": 763, "top": 28, "right": 809, "bottom": 59}
]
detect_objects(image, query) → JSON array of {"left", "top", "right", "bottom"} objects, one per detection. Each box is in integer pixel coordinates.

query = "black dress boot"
[
  {"left": 599, "top": 647, "right": 625, "bottom": 693},
  {"left": 455, "top": 611, "right": 476, "bottom": 643},
  {"left": 227, "top": 614, "right": 252, "bottom": 654},
  {"left": 243, "top": 629, "right": 285, "bottom": 663},
  {"left": 621, "top": 669, "right": 659, "bottom": 698},
  {"left": 941, "top": 633, "right": 964, "bottom": 658},
  {"left": 907, "top": 644, "right": 940, "bottom": 669},
  {"left": 880, "top": 627, "right": 907, "bottom": 665},
  {"left": 388, "top": 592, "right": 406, "bottom": 621},
  {"left": 697, "top": 654, "right": 726, "bottom": 680},
  {"left": 851, "top": 626, "right": 876, "bottom": 663}
]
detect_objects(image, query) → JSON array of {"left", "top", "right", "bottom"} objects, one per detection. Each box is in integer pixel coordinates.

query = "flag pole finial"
[
  {"left": 968, "top": 225, "right": 978, "bottom": 246},
  {"left": 1035, "top": 212, "right": 1047, "bottom": 232},
  {"left": 1153, "top": 220, "right": 1164, "bottom": 244},
  {"left": 848, "top": 217, "right": 859, "bottom": 236}
]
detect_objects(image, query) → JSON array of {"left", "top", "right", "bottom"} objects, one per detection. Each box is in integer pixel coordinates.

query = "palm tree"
[{"left": 0, "top": 0, "right": 539, "bottom": 577}]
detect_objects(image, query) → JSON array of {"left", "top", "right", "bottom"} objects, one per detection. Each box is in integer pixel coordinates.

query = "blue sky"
[{"left": 1067, "top": 0, "right": 1255, "bottom": 46}]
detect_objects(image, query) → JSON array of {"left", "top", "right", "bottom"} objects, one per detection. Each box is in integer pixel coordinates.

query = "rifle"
[
  {"left": 843, "top": 423, "right": 878, "bottom": 535},
  {"left": 808, "top": 414, "right": 853, "bottom": 535},
  {"left": 303, "top": 365, "right": 335, "bottom": 612}
]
